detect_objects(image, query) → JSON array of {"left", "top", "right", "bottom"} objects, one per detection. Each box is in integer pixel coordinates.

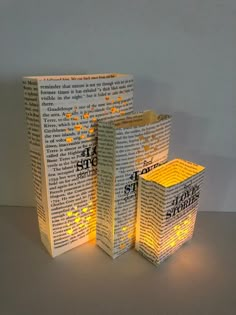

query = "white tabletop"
[{"left": 0, "top": 207, "right": 235, "bottom": 315}]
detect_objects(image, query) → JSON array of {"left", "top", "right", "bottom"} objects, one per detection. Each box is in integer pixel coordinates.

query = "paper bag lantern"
[
  {"left": 23, "top": 73, "right": 134, "bottom": 257},
  {"left": 135, "top": 159, "right": 205, "bottom": 265},
  {"left": 96, "top": 111, "right": 172, "bottom": 258}
]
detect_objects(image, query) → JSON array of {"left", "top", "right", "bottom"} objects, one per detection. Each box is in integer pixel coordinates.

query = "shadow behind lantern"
[{"left": 135, "top": 159, "right": 205, "bottom": 266}]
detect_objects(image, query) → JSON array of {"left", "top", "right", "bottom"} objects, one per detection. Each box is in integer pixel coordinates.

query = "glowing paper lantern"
[
  {"left": 96, "top": 111, "right": 172, "bottom": 258},
  {"left": 23, "top": 74, "right": 134, "bottom": 257},
  {"left": 135, "top": 159, "right": 205, "bottom": 265}
]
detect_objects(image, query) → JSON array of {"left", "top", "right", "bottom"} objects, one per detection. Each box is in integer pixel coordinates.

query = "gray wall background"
[{"left": 0, "top": 0, "right": 235, "bottom": 211}]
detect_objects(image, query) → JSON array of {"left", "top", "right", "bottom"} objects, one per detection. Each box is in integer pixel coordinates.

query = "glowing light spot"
[
  {"left": 122, "top": 227, "right": 127, "bottom": 232},
  {"left": 79, "top": 223, "right": 84, "bottom": 228},
  {"left": 117, "top": 96, "right": 122, "bottom": 102},
  {"left": 111, "top": 107, "right": 117, "bottom": 114},
  {"left": 67, "top": 211, "right": 73, "bottom": 217},
  {"left": 86, "top": 216, "right": 91, "bottom": 221},
  {"left": 89, "top": 127, "right": 94, "bottom": 134},
  {"left": 74, "top": 124, "right": 82, "bottom": 131},
  {"left": 92, "top": 117, "right": 97, "bottom": 122},
  {"left": 136, "top": 158, "right": 143, "bottom": 163},
  {"left": 80, "top": 134, "right": 85, "bottom": 139},
  {"left": 105, "top": 96, "right": 110, "bottom": 101},
  {"left": 66, "top": 228, "right": 73, "bottom": 235},
  {"left": 74, "top": 217, "right": 81, "bottom": 223},
  {"left": 82, "top": 207, "right": 88, "bottom": 213},
  {"left": 88, "top": 201, "right": 93, "bottom": 206},
  {"left": 73, "top": 116, "right": 79, "bottom": 121},
  {"left": 120, "top": 111, "right": 126, "bottom": 115},
  {"left": 90, "top": 209, "right": 94, "bottom": 213},
  {"left": 74, "top": 206, "right": 78, "bottom": 211},
  {"left": 170, "top": 241, "right": 176, "bottom": 247},
  {"left": 83, "top": 112, "right": 90, "bottom": 119},
  {"left": 128, "top": 232, "right": 133, "bottom": 238},
  {"left": 66, "top": 137, "right": 73, "bottom": 143},
  {"left": 184, "top": 220, "right": 189, "bottom": 225},
  {"left": 144, "top": 145, "right": 150, "bottom": 151},
  {"left": 66, "top": 113, "right": 72, "bottom": 119}
]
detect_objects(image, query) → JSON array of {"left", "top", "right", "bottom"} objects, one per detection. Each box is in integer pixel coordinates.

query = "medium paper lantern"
[
  {"left": 135, "top": 159, "right": 205, "bottom": 265},
  {"left": 96, "top": 111, "right": 172, "bottom": 258}
]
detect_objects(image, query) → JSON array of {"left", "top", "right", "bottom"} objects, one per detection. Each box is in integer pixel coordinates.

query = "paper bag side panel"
[
  {"left": 22, "top": 78, "right": 52, "bottom": 255},
  {"left": 97, "top": 123, "right": 116, "bottom": 257}
]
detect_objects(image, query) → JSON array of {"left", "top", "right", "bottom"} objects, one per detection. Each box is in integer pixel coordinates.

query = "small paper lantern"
[
  {"left": 23, "top": 73, "right": 134, "bottom": 257},
  {"left": 96, "top": 111, "right": 172, "bottom": 258},
  {"left": 135, "top": 159, "right": 205, "bottom": 265}
]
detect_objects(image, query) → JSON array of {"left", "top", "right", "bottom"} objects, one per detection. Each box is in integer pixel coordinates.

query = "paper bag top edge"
[
  {"left": 98, "top": 110, "right": 171, "bottom": 130},
  {"left": 22, "top": 73, "right": 133, "bottom": 81},
  {"left": 140, "top": 158, "right": 205, "bottom": 188}
]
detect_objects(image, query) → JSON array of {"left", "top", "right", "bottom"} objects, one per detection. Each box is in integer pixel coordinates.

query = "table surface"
[{"left": 1, "top": 207, "right": 236, "bottom": 315}]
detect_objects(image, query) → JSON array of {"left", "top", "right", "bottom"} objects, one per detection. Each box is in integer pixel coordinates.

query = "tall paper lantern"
[
  {"left": 96, "top": 111, "right": 172, "bottom": 258},
  {"left": 23, "top": 74, "right": 134, "bottom": 257},
  {"left": 136, "top": 159, "right": 205, "bottom": 265}
]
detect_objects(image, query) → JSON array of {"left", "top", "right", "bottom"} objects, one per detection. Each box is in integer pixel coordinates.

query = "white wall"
[{"left": 0, "top": 0, "right": 235, "bottom": 211}]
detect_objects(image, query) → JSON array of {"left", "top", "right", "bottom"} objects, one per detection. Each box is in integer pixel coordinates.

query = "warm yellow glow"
[
  {"left": 83, "top": 112, "right": 90, "bottom": 119},
  {"left": 74, "top": 124, "right": 82, "bottom": 131},
  {"left": 88, "top": 201, "right": 93, "bottom": 206},
  {"left": 66, "top": 113, "right": 72, "bottom": 119},
  {"left": 80, "top": 135, "right": 85, "bottom": 139},
  {"left": 82, "top": 207, "right": 88, "bottom": 213},
  {"left": 79, "top": 223, "right": 84, "bottom": 228},
  {"left": 122, "top": 226, "right": 127, "bottom": 232},
  {"left": 74, "top": 206, "right": 78, "bottom": 211},
  {"left": 86, "top": 216, "right": 91, "bottom": 221},
  {"left": 111, "top": 107, "right": 117, "bottom": 113},
  {"left": 66, "top": 228, "right": 73, "bottom": 235},
  {"left": 74, "top": 217, "right": 81, "bottom": 223},
  {"left": 92, "top": 117, "right": 97, "bottom": 122},
  {"left": 142, "top": 159, "right": 205, "bottom": 187},
  {"left": 117, "top": 96, "right": 122, "bottom": 102},
  {"left": 144, "top": 145, "right": 150, "bottom": 151},
  {"left": 89, "top": 127, "right": 94, "bottom": 133},
  {"left": 73, "top": 116, "right": 79, "bottom": 121},
  {"left": 67, "top": 211, "right": 73, "bottom": 217},
  {"left": 66, "top": 137, "right": 73, "bottom": 143}
]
